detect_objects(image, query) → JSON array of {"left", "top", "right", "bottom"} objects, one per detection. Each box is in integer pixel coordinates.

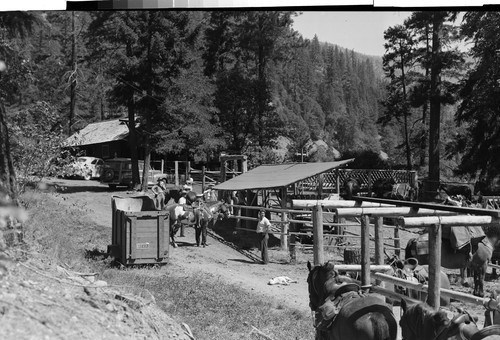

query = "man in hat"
[
  {"left": 151, "top": 178, "right": 167, "bottom": 210},
  {"left": 203, "top": 183, "right": 217, "bottom": 202},
  {"left": 184, "top": 177, "right": 194, "bottom": 192}
]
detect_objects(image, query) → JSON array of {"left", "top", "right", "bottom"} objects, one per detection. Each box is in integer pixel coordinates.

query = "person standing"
[
  {"left": 256, "top": 209, "right": 271, "bottom": 264},
  {"left": 151, "top": 178, "right": 167, "bottom": 210}
]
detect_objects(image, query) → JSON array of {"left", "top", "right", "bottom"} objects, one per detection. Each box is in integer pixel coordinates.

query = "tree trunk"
[
  {"left": 428, "top": 14, "right": 443, "bottom": 193},
  {"left": 400, "top": 45, "right": 412, "bottom": 170},
  {"left": 69, "top": 11, "right": 77, "bottom": 135},
  {"left": 0, "top": 102, "right": 17, "bottom": 199},
  {"left": 127, "top": 98, "right": 140, "bottom": 188},
  {"left": 420, "top": 23, "right": 431, "bottom": 168}
]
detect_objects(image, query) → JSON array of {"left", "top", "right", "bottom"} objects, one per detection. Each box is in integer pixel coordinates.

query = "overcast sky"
[{"left": 292, "top": 11, "right": 412, "bottom": 56}]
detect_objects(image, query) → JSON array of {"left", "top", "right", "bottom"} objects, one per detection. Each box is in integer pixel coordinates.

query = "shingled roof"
[{"left": 65, "top": 119, "right": 130, "bottom": 146}]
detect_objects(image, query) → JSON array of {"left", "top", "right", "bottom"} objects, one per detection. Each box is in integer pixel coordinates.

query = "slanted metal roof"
[
  {"left": 65, "top": 119, "right": 130, "bottom": 146},
  {"left": 214, "top": 159, "right": 354, "bottom": 191}
]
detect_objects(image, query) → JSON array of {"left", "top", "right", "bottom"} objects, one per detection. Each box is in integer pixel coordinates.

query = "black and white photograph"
[{"left": 2, "top": 7, "right": 500, "bottom": 340}]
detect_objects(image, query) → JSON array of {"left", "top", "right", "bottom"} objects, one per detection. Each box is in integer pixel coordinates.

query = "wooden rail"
[
  {"left": 292, "top": 199, "right": 395, "bottom": 209},
  {"left": 373, "top": 273, "right": 487, "bottom": 306},
  {"left": 335, "top": 207, "right": 458, "bottom": 218},
  {"left": 355, "top": 196, "right": 500, "bottom": 218}
]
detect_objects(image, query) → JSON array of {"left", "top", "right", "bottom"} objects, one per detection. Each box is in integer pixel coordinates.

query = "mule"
[
  {"left": 192, "top": 201, "right": 230, "bottom": 247},
  {"left": 384, "top": 254, "right": 451, "bottom": 306},
  {"left": 307, "top": 261, "right": 397, "bottom": 340},
  {"left": 399, "top": 300, "right": 500, "bottom": 340},
  {"left": 405, "top": 229, "right": 499, "bottom": 297}
]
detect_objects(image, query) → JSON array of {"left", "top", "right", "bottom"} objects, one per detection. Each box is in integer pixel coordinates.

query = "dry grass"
[{"left": 20, "top": 190, "right": 314, "bottom": 340}]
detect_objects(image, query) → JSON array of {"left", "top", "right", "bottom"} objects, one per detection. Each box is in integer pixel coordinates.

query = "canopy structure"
[{"left": 214, "top": 159, "right": 354, "bottom": 191}]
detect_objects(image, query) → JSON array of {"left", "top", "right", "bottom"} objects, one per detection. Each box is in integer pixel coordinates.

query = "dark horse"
[
  {"left": 399, "top": 300, "right": 500, "bottom": 340},
  {"left": 405, "top": 227, "right": 500, "bottom": 297},
  {"left": 343, "top": 178, "right": 361, "bottom": 200},
  {"left": 307, "top": 261, "right": 397, "bottom": 340},
  {"left": 192, "top": 201, "right": 230, "bottom": 247}
]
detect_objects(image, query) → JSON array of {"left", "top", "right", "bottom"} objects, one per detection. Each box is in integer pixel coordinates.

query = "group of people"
[{"left": 150, "top": 177, "right": 219, "bottom": 248}]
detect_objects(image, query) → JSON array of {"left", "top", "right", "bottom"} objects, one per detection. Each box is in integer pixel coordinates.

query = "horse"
[
  {"left": 192, "top": 201, "right": 230, "bottom": 247},
  {"left": 166, "top": 203, "right": 195, "bottom": 248},
  {"left": 372, "top": 178, "right": 417, "bottom": 201},
  {"left": 439, "top": 183, "right": 474, "bottom": 201},
  {"left": 343, "top": 178, "right": 361, "bottom": 200},
  {"left": 399, "top": 299, "right": 500, "bottom": 340},
  {"left": 384, "top": 254, "right": 451, "bottom": 306},
  {"left": 307, "top": 261, "right": 397, "bottom": 340},
  {"left": 405, "top": 227, "right": 500, "bottom": 297}
]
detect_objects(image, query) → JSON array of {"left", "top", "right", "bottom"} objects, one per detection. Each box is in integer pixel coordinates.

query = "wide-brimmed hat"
[{"left": 186, "top": 178, "right": 194, "bottom": 184}]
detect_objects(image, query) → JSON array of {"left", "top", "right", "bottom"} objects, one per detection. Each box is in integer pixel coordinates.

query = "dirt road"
[{"left": 45, "top": 178, "right": 312, "bottom": 314}]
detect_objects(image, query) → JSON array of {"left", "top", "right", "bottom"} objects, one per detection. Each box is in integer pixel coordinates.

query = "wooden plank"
[
  {"left": 335, "top": 207, "right": 458, "bottom": 217},
  {"left": 313, "top": 204, "right": 324, "bottom": 266},
  {"left": 373, "top": 273, "right": 487, "bottom": 306},
  {"left": 334, "top": 264, "right": 391, "bottom": 272},
  {"left": 428, "top": 223, "right": 441, "bottom": 309},
  {"left": 129, "top": 216, "right": 137, "bottom": 260},
  {"left": 400, "top": 215, "right": 494, "bottom": 227},
  {"left": 356, "top": 196, "right": 500, "bottom": 218},
  {"left": 361, "top": 215, "right": 370, "bottom": 289},
  {"left": 292, "top": 200, "right": 395, "bottom": 209}
]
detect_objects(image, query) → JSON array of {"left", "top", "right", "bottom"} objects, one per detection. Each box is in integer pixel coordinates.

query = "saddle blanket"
[{"left": 268, "top": 276, "right": 298, "bottom": 285}]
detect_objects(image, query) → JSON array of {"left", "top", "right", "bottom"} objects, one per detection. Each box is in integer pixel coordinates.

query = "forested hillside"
[
  {"left": 5, "top": 11, "right": 500, "bottom": 194},
  {"left": 0, "top": 11, "right": 389, "bottom": 171}
]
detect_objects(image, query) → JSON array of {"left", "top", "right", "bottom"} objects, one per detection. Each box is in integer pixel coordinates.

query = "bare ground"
[{"left": 3, "top": 177, "right": 500, "bottom": 339}]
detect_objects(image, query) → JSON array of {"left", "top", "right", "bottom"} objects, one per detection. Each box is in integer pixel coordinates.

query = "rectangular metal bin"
[{"left": 108, "top": 195, "right": 170, "bottom": 265}]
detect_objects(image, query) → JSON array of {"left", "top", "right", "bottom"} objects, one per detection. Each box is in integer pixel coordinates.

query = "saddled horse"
[
  {"left": 405, "top": 227, "right": 500, "bottom": 297},
  {"left": 399, "top": 299, "right": 500, "bottom": 340},
  {"left": 384, "top": 254, "right": 451, "bottom": 306},
  {"left": 192, "top": 201, "right": 230, "bottom": 247},
  {"left": 307, "top": 261, "right": 397, "bottom": 340},
  {"left": 372, "top": 178, "right": 416, "bottom": 201},
  {"left": 166, "top": 203, "right": 195, "bottom": 248}
]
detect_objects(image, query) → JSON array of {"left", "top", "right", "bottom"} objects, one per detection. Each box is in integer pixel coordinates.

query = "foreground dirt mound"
[{"left": 0, "top": 250, "right": 193, "bottom": 340}]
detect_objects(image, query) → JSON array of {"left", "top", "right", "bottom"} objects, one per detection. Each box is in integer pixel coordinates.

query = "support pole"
[
  {"left": 202, "top": 166, "right": 206, "bottom": 193},
  {"left": 281, "top": 187, "right": 288, "bottom": 250},
  {"left": 174, "top": 161, "right": 179, "bottom": 186},
  {"left": 394, "top": 223, "right": 401, "bottom": 257},
  {"left": 374, "top": 217, "right": 383, "bottom": 285},
  {"left": 361, "top": 215, "right": 371, "bottom": 290},
  {"left": 428, "top": 223, "right": 442, "bottom": 309},
  {"left": 313, "top": 204, "right": 324, "bottom": 266}
]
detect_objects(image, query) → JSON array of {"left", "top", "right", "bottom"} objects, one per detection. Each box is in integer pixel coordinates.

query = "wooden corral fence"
[{"left": 228, "top": 197, "right": 500, "bottom": 310}]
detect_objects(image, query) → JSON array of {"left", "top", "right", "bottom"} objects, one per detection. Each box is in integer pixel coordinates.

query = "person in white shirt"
[
  {"left": 178, "top": 191, "right": 187, "bottom": 205},
  {"left": 256, "top": 209, "right": 271, "bottom": 264},
  {"left": 184, "top": 177, "right": 194, "bottom": 192}
]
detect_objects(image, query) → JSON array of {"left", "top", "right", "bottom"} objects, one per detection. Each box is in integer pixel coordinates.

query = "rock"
[{"left": 93, "top": 280, "right": 108, "bottom": 287}]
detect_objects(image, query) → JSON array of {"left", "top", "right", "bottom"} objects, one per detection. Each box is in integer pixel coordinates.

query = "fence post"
[
  {"left": 174, "top": 161, "right": 179, "bottom": 186},
  {"left": 374, "top": 217, "right": 383, "bottom": 285},
  {"left": 361, "top": 215, "right": 371, "bottom": 290},
  {"left": 394, "top": 223, "right": 401, "bottom": 257},
  {"left": 202, "top": 166, "right": 206, "bottom": 193},
  {"left": 428, "top": 223, "right": 442, "bottom": 309},
  {"left": 186, "top": 161, "right": 191, "bottom": 181},
  {"left": 313, "top": 204, "right": 324, "bottom": 266},
  {"left": 281, "top": 211, "right": 288, "bottom": 250},
  {"left": 161, "top": 159, "right": 164, "bottom": 174}
]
